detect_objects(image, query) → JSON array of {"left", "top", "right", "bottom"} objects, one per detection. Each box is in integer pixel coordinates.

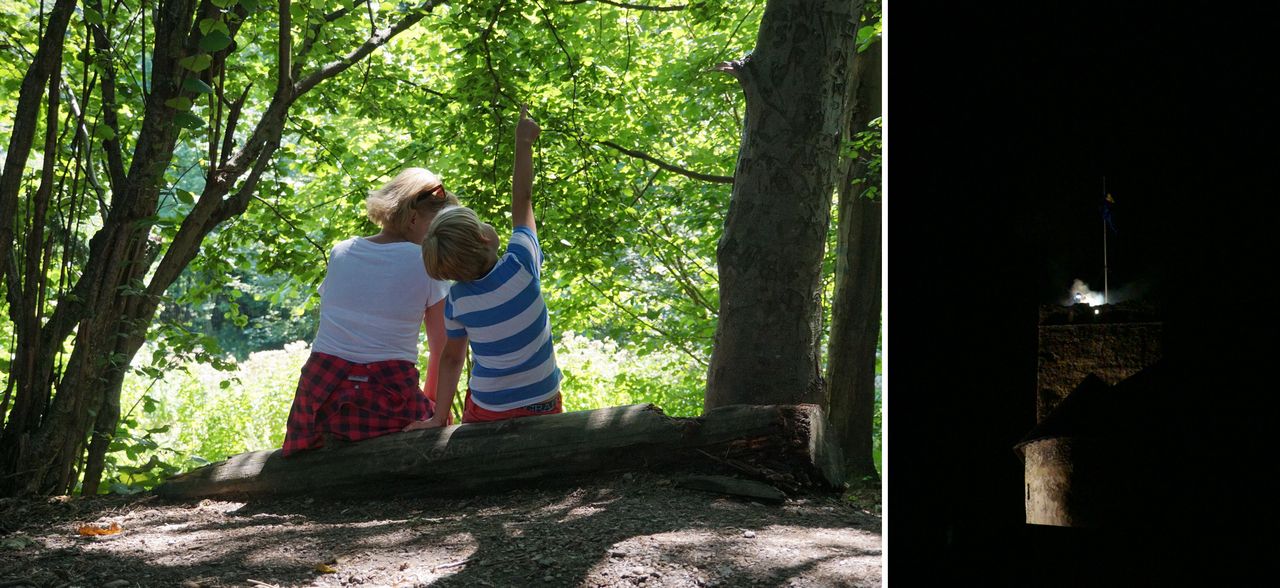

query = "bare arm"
[
  {"left": 426, "top": 335, "right": 468, "bottom": 428},
  {"left": 512, "top": 104, "right": 540, "bottom": 234},
  {"left": 421, "top": 298, "right": 446, "bottom": 406}
]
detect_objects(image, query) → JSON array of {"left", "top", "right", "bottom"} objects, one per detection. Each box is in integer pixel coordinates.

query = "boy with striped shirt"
[{"left": 408, "top": 105, "right": 562, "bottom": 427}]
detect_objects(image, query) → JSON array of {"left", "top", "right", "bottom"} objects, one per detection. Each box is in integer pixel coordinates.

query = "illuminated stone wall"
[{"left": 1035, "top": 301, "right": 1162, "bottom": 422}]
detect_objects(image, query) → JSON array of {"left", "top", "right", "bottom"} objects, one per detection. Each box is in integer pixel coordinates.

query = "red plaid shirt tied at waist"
[{"left": 282, "top": 352, "right": 432, "bottom": 456}]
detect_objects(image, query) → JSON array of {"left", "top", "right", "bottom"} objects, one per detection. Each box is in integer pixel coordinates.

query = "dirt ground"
[{"left": 0, "top": 472, "right": 881, "bottom": 587}]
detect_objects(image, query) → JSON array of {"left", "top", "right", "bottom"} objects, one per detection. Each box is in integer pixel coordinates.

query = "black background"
[{"left": 888, "top": 3, "right": 1278, "bottom": 584}]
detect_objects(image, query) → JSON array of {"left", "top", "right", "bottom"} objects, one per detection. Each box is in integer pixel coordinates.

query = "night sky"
[{"left": 890, "top": 4, "right": 1276, "bottom": 584}]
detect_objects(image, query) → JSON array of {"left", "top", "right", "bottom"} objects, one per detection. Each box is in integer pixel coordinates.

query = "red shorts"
[
  {"left": 462, "top": 389, "right": 563, "bottom": 423},
  {"left": 282, "top": 352, "right": 437, "bottom": 456}
]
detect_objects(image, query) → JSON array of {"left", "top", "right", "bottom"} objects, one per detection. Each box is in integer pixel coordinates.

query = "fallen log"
[{"left": 155, "top": 403, "right": 845, "bottom": 500}]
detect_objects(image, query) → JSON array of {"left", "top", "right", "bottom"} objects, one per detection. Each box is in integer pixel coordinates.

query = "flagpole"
[{"left": 1102, "top": 176, "right": 1109, "bottom": 305}]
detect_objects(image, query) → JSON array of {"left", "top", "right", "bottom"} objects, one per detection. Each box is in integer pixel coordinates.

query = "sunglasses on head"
[{"left": 416, "top": 184, "right": 446, "bottom": 203}]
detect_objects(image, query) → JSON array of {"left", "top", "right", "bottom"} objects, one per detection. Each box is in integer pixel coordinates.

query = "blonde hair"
[
  {"left": 365, "top": 168, "right": 459, "bottom": 234},
  {"left": 423, "top": 206, "right": 495, "bottom": 281}
]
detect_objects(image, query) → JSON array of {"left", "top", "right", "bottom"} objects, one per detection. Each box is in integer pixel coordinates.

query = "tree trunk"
[
  {"left": 0, "top": 0, "right": 77, "bottom": 439},
  {"left": 156, "top": 404, "right": 846, "bottom": 499},
  {"left": 826, "top": 37, "right": 882, "bottom": 484},
  {"left": 0, "top": 0, "right": 78, "bottom": 273},
  {"left": 705, "top": 0, "right": 862, "bottom": 409}
]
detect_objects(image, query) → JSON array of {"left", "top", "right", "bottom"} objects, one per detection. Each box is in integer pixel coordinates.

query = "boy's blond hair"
[
  {"left": 366, "top": 168, "right": 458, "bottom": 234},
  {"left": 423, "top": 206, "right": 495, "bottom": 281}
]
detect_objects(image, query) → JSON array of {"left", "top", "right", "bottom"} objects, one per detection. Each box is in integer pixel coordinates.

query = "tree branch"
[
  {"left": 252, "top": 194, "right": 330, "bottom": 265},
  {"left": 85, "top": 0, "right": 128, "bottom": 193},
  {"left": 220, "top": 83, "right": 252, "bottom": 168},
  {"left": 294, "top": 1, "right": 439, "bottom": 97},
  {"left": 599, "top": 141, "right": 733, "bottom": 184},
  {"left": 372, "top": 75, "right": 453, "bottom": 100},
  {"left": 535, "top": 0, "right": 588, "bottom": 155},
  {"left": 219, "top": 137, "right": 277, "bottom": 221},
  {"left": 713, "top": 58, "right": 747, "bottom": 81},
  {"left": 4, "top": 253, "right": 23, "bottom": 332},
  {"left": 223, "top": 0, "right": 437, "bottom": 183},
  {"left": 22, "top": 64, "right": 61, "bottom": 340},
  {"left": 561, "top": 0, "right": 686, "bottom": 11},
  {"left": 621, "top": 172, "right": 716, "bottom": 314},
  {"left": 479, "top": 0, "right": 518, "bottom": 110},
  {"left": 639, "top": 225, "right": 717, "bottom": 315},
  {"left": 146, "top": 0, "right": 440, "bottom": 302},
  {"left": 293, "top": 6, "right": 356, "bottom": 79},
  {"left": 581, "top": 277, "right": 709, "bottom": 368},
  {"left": 277, "top": 0, "right": 293, "bottom": 95},
  {"left": 60, "top": 80, "right": 109, "bottom": 205},
  {"left": 0, "top": 0, "right": 78, "bottom": 278}
]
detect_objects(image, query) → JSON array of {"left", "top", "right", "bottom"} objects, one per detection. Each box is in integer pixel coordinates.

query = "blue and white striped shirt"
[{"left": 444, "top": 226, "right": 561, "bottom": 411}]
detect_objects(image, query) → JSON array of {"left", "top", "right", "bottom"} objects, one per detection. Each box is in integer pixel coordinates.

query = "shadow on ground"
[{"left": 0, "top": 472, "right": 880, "bottom": 587}]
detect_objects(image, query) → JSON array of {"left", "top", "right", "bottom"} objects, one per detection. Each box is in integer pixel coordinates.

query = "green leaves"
[
  {"left": 198, "top": 18, "right": 230, "bottom": 36},
  {"left": 93, "top": 125, "right": 117, "bottom": 141},
  {"left": 164, "top": 97, "right": 193, "bottom": 110},
  {"left": 167, "top": 95, "right": 204, "bottom": 131},
  {"left": 83, "top": 6, "right": 105, "bottom": 26},
  {"left": 174, "top": 111, "right": 206, "bottom": 129},
  {"left": 855, "top": 2, "right": 882, "bottom": 54},
  {"left": 179, "top": 54, "right": 213, "bottom": 72},
  {"left": 199, "top": 31, "right": 233, "bottom": 53},
  {"left": 183, "top": 78, "right": 214, "bottom": 94},
  {"left": 856, "top": 20, "right": 881, "bottom": 54}
]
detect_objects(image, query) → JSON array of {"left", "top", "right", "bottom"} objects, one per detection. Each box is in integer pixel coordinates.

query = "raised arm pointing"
[{"left": 512, "top": 105, "right": 540, "bottom": 234}]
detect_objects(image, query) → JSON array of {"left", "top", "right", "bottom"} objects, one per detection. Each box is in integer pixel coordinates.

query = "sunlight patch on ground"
[
  {"left": 559, "top": 504, "right": 607, "bottom": 523},
  {"left": 531, "top": 486, "right": 621, "bottom": 523},
  {"left": 198, "top": 499, "right": 246, "bottom": 513},
  {"left": 589, "top": 525, "right": 881, "bottom": 587},
  {"left": 347, "top": 526, "right": 421, "bottom": 549},
  {"left": 501, "top": 521, "right": 526, "bottom": 538},
  {"left": 35, "top": 507, "right": 480, "bottom": 585}
]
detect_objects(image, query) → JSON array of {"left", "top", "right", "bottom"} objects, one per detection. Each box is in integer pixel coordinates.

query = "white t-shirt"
[{"left": 310, "top": 237, "right": 449, "bottom": 363}]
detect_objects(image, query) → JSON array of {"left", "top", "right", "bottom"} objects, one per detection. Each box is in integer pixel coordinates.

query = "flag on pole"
[{"left": 1101, "top": 193, "right": 1118, "bottom": 233}]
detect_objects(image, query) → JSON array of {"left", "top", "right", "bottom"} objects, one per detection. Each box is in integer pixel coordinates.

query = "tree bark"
[
  {"left": 0, "top": 0, "right": 78, "bottom": 276},
  {"left": 705, "top": 0, "right": 862, "bottom": 409},
  {"left": 826, "top": 37, "right": 881, "bottom": 484},
  {"left": 0, "top": 0, "right": 76, "bottom": 438},
  {"left": 156, "top": 404, "right": 846, "bottom": 499}
]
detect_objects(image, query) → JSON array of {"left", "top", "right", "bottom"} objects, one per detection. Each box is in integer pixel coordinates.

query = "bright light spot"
[
  {"left": 1094, "top": 309, "right": 1100, "bottom": 315},
  {"left": 1067, "top": 279, "right": 1105, "bottom": 307}
]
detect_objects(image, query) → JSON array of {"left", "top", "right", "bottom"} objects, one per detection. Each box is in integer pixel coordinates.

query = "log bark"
[{"left": 155, "top": 404, "right": 846, "bottom": 500}]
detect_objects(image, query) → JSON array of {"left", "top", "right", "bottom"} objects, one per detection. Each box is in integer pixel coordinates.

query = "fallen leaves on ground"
[{"left": 76, "top": 522, "right": 122, "bottom": 536}]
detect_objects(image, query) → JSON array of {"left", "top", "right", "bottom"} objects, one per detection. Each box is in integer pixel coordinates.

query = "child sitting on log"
[
  {"left": 282, "top": 169, "right": 458, "bottom": 456},
  {"left": 406, "top": 105, "right": 562, "bottom": 428}
]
